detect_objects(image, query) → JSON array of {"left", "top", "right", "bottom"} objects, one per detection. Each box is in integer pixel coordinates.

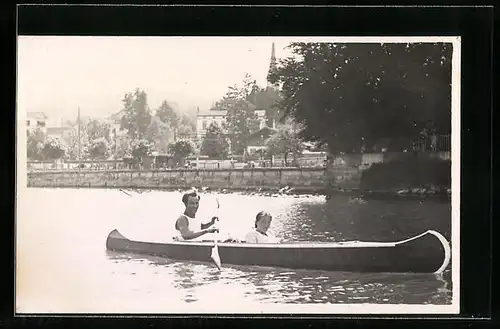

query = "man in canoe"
[
  {"left": 174, "top": 189, "right": 219, "bottom": 241},
  {"left": 243, "top": 211, "right": 279, "bottom": 243}
]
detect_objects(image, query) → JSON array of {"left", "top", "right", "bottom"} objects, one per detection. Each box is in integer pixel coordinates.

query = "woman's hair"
[
  {"left": 255, "top": 211, "right": 271, "bottom": 228},
  {"left": 182, "top": 189, "right": 200, "bottom": 205}
]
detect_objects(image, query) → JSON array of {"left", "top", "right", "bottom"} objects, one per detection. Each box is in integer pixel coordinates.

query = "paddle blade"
[{"left": 211, "top": 245, "right": 221, "bottom": 270}]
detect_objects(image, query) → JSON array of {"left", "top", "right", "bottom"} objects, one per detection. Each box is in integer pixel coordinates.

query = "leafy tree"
[
  {"left": 40, "top": 139, "right": 65, "bottom": 160},
  {"left": 87, "top": 137, "right": 109, "bottom": 160},
  {"left": 269, "top": 42, "right": 452, "bottom": 154},
  {"left": 177, "top": 113, "right": 197, "bottom": 135},
  {"left": 247, "top": 87, "right": 283, "bottom": 127},
  {"left": 27, "top": 129, "right": 45, "bottom": 160},
  {"left": 86, "top": 119, "right": 111, "bottom": 143},
  {"left": 120, "top": 89, "right": 152, "bottom": 139},
  {"left": 265, "top": 118, "right": 303, "bottom": 166},
  {"left": 223, "top": 99, "right": 260, "bottom": 155},
  {"left": 215, "top": 74, "right": 262, "bottom": 155},
  {"left": 168, "top": 140, "right": 194, "bottom": 164},
  {"left": 146, "top": 116, "right": 174, "bottom": 154},
  {"left": 131, "top": 139, "right": 151, "bottom": 159},
  {"left": 113, "top": 135, "right": 133, "bottom": 159},
  {"left": 61, "top": 123, "right": 88, "bottom": 160},
  {"left": 155, "top": 100, "right": 179, "bottom": 130},
  {"left": 200, "top": 122, "right": 229, "bottom": 158}
]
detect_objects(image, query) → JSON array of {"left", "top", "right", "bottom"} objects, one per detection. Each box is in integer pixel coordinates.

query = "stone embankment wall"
[{"left": 27, "top": 167, "right": 361, "bottom": 193}]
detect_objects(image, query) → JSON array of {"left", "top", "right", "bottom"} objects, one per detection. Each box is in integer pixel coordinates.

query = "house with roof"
[
  {"left": 245, "top": 126, "right": 278, "bottom": 155},
  {"left": 46, "top": 126, "right": 76, "bottom": 144},
  {"left": 196, "top": 42, "right": 278, "bottom": 140},
  {"left": 26, "top": 112, "right": 48, "bottom": 134}
]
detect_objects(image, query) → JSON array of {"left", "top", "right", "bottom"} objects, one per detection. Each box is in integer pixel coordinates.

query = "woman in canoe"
[
  {"left": 243, "top": 211, "right": 279, "bottom": 243},
  {"left": 174, "top": 189, "right": 219, "bottom": 241}
]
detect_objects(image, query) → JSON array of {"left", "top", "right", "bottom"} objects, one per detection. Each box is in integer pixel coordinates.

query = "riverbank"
[
  {"left": 27, "top": 167, "right": 330, "bottom": 191},
  {"left": 27, "top": 176, "right": 452, "bottom": 201},
  {"left": 26, "top": 166, "right": 451, "bottom": 201}
]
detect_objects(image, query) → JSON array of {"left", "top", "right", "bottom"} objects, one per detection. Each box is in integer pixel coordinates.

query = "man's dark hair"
[
  {"left": 182, "top": 190, "right": 200, "bottom": 205},
  {"left": 255, "top": 211, "right": 271, "bottom": 228}
]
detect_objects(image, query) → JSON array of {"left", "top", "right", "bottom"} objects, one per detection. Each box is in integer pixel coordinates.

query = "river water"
[{"left": 16, "top": 188, "right": 453, "bottom": 314}]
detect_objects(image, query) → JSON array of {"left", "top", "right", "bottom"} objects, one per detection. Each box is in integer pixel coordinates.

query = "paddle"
[
  {"left": 119, "top": 188, "right": 132, "bottom": 197},
  {"left": 210, "top": 197, "right": 222, "bottom": 271}
]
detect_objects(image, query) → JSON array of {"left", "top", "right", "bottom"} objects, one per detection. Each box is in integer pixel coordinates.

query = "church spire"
[{"left": 267, "top": 42, "right": 278, "bottom": 89}]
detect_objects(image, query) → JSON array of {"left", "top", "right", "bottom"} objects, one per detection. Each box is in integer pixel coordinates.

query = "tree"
[
  {"left": 200, "top": 122, "right": 229, "bottom": 158},
  {"left": 87, "top": 137, "right": 109, "bottom": 160},
  {"left": 177, "top": 113, "right": 196, "bottom": 135},
  {"left": 215, "top": 74, "right": 262, "bottom": 155},
  {"left": 155, "top": 100, "right": 179, "bottom": 130},
  {"left": 265, "top": 118, "right": 303, "bottom": 166},
  {"left": 27, "top": 129, "right": 45, "bottom": 160},
  {"left": 145, "top": 116, "right": 174, "bottom": 154},
  {"left": 40, "top": 139, "right": 65, "bottom": 160},
  {"left": 269, "top": 42, "right": 452, "bottom": 154},
  {"left": 61, "top": 124, "right": 88, "bottom": 160},
  {"left": 223, "top": 99, "right": 260, "bottom": 155},
  {"left": 168, "top": 140, "right": 194, "bottom": 165},
  {"left": 120, "top": 89, "right": 152, "bottom": 139},
  {"left": 247, "top": 87, "right": 283, "bottom": 127},
  {"left": 86, "top": 119, "right": 111, "bottom": 143},
  {"left": 113, "top": 135, "right": 133, "bottom": 159}
]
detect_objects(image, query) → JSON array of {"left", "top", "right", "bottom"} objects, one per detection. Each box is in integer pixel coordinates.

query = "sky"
[{"left": 17, "top": 36, "right": 296, "bottom": 126}]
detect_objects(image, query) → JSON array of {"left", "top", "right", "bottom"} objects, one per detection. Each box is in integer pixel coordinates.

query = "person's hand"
[
  {"left": 211, "top": 216, "right": 219, "bottom": 225},
  {"left": 206, "top": 227, "right": 219, "bottom": 234}
]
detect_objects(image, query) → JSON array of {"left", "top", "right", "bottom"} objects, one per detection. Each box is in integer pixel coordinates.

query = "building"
[
  {"left": 26, "top": 112, "right": 48, "bottom": 134},
  {"left": 196, "top": 107, "right": 227, "bottom": 138},
  {"left": 176, "top": 132, "right": 200, "bottom": 145},
  {"left": 46, "top": 126, "right": 76, "bottom": 144},
  {"left": 195, "top": 42, "right": 277, "bottom": 140},
  {"left": 245, "top": 126, "right": 277, "bottom": 155},
  {"left": 196, "top": 105, "right": 267, "bottom": 139}
]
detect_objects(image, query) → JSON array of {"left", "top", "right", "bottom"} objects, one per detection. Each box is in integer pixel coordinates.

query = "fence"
[{"left": 409, "top": 134, "right": 451, "bottom": 152}]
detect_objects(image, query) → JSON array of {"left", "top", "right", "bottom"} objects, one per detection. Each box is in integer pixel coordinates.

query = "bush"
[{"left": 360, "top": 155, "right": 451, "bottom": 190}]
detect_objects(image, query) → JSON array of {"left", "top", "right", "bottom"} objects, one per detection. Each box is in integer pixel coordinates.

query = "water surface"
[{"left": 16, "top": 188, "right": 452, "bottom": 313}]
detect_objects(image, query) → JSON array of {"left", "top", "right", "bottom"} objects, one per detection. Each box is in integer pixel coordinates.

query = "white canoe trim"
[{"left": 428, "top": 230, "right": 452, "bottom": 274}]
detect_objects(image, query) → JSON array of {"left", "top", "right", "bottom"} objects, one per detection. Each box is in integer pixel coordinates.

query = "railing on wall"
[{"left": 410, "top": 134, "right": 451, "bottom": 152}]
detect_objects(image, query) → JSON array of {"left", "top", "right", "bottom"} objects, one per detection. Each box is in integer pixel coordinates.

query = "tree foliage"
[
  {"left": 265, "top": 118, "right": 303, "bottom": 165},
  {"left": 269, "top": 42, "right": 452, "bottom": 154},
  {"left": 156, "top": 100, "right": 179, "bottom": 131},
  {"left": 59, "top": 123, "right": 89, "bottom": 161},
  {"left": 87, "top": 137, "right": 109, "bottom": 160},
  {"left": 168, "top": 140, "right": 194, "bottom": 160},
  {"left": 120, "top": 89, "right": 152, "bottom": 139},
  {"left": 200, "top": 122, "right": 229, "bottom": 158},
  {"left": 215, "top": 74, "right": 261, "bottom": 155},
  {"left": 27, "top": 129, "right": 45, "bottom": 160},
  {"left": 177, "top": 113, "right": 196, "bottom": 134},
  {"left": 113, "top": 135, "right": 133, "bottom": 159},
  {"left": 40, "top": 139, "right": 65, "bottom": 160},
  {"left": 130, "top": 139, "right": 151, "bottom": 160},
  {"left": 247, "top": 87, "right": 283, "bottom": 127},
  {"left": 86, "top": 119, "right": 111, "bottom": 143},
  {"left": 146, "top": 115, "right": 174, "bottom": 154}
]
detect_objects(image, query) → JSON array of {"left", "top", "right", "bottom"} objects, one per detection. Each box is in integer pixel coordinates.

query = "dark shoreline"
[{"left": 26, "top": 183, "right": 452, "bottom": 201}]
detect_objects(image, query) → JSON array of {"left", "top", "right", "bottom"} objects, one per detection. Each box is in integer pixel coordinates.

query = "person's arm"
[
  {"left": 201, "top": 216, "right": 218, "bottom": 230},
  {"left": 176, "top": 216, "right": 218, "bottom": 240},
  {"left": 243, "top": 232, "right": 257, "bottom": 243}
]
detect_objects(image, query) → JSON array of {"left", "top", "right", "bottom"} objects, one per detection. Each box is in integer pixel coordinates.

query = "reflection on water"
[
  {"left": 106, "top": 250, "right": 452, "bottom": 305},
  {"left": 17, "top": 188, "right": 453, "bottom": 312}
]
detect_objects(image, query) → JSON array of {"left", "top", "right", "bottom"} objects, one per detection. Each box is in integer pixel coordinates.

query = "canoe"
[{"left": 105, "top": 229, "right": 451, "bottom": 274}]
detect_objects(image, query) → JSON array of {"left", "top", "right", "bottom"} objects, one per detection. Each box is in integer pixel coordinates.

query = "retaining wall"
[{"left": 27, "top": 167, "right": 361, "bottom": 192}]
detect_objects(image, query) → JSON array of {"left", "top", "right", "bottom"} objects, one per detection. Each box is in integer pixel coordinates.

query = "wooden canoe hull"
[{"left": 105, "top": 230, "right": 451, "bottom": 274}]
